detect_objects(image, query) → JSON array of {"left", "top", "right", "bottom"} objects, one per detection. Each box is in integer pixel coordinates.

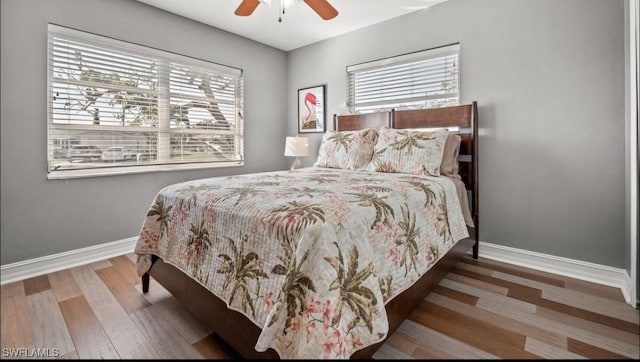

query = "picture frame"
[{"left": 297, "top": 85, "right": 326, "bottom": 133}]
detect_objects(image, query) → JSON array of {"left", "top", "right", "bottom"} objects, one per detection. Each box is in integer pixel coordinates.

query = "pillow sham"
[
  {"left": 440, "top": 133, "right": 462, "bottom": 177},
  {"left": 367, "top": 127, "right": 449, "bottom": 176},
  {"left": 314, "top": 128, "right": 379, "bottom": 170}
]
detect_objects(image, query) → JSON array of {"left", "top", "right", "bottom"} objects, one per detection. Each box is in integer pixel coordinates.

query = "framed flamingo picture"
[{"left": 297, "top": 85, "right": 326, "bottom": 133}]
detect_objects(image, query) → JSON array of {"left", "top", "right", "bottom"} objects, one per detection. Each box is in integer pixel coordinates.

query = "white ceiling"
[{"left": 137, "top": 0, "right": 446, "bottom": 51}]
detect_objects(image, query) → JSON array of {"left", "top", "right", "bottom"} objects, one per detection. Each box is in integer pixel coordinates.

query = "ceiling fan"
[{"left": 234, "top": 0, "right": 338, "bottom": 21}]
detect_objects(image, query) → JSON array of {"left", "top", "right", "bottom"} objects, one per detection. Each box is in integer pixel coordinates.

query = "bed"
[{"left": 135, "top": 102, "right": 479, "bottom": 359}]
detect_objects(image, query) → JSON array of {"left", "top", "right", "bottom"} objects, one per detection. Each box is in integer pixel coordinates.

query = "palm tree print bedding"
[{"left": 135, "top": 167, "right": 468, "bottom": 358}]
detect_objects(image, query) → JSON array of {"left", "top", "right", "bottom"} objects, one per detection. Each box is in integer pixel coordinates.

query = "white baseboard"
[
  {"left": 0, "top": 237, "right": 137, "bottom": 285},
  {"left": 1, "top": 237, "right": 636, "bottom": 308},
  {"left": 476, "top": 241, "right": 636, "bottom": 307}
]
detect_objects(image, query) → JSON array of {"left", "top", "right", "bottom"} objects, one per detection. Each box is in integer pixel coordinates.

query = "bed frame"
[{"left": 142, "top": 101, "right": 479, "bottom": 359}]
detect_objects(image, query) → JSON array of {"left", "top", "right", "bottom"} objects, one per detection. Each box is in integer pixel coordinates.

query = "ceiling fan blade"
[
  {"left": 235, "top": 0, "right": 261, "bottom": 16},
  {"left": 303, "top": 0, "right": 338, "bottom": 20}
]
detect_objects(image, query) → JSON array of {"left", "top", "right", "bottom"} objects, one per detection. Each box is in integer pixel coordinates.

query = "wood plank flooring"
[{"left": 0, "top": 254, "right": 637, "bottom": 359}]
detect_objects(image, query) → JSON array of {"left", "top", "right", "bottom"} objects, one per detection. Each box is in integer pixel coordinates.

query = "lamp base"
[{"left": 290, "top": 157, "right": 301, "bottom": 171}]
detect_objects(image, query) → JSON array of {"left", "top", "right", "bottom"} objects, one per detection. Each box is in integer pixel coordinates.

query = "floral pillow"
[
  {"left": 367, "top": 127, "right": 449, "bottom": 176},
  {"left": 314, "top": 128, "right": 379, "bottom": 170}
]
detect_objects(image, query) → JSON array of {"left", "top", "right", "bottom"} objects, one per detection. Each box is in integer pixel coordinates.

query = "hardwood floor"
[{"left": 1, "top": 254, "right": 638, "bottom": 359}]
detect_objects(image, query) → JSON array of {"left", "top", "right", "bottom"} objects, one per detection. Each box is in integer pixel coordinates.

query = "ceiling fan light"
[{"left": 283, "top": 0, "right": 301, "bottom": 8}]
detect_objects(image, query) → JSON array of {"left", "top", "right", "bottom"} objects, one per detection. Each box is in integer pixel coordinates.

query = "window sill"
[{"left": 47, "top": 161, "right": 244, "bottom": 180}]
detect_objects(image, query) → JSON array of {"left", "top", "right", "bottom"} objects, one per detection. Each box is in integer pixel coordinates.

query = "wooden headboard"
[
  {"left": 333, "top": 111, "right": 391, "bottom": 131},
  {"left": 333, "top": 102, "right": 479, "bottom": 255}
]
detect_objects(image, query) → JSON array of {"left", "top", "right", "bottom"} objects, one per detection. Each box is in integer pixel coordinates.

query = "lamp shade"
[{"left": 284, "top": 136, "right": 309, "bottom": 157}]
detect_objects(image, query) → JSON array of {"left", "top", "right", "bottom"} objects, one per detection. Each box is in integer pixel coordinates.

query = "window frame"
[
  {"left": 346, "top": 43, "right": 460, "bottom": 114},
  {"left": 46, "top": 24, "right": 244, "bottom": 180}
]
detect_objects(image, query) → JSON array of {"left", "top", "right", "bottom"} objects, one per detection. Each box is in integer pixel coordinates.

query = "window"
[
  {"left": 47, "top": 24, "right": 244, "bottom": 179},
  {"left": 347, "top": 43, "right": 459, "bottom": 114}
]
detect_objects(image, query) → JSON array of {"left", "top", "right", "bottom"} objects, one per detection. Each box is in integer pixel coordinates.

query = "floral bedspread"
[{"left": 135, "top": 167, "right": 468, "bottom": 359}]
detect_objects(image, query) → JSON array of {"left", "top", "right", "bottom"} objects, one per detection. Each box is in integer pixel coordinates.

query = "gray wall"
[
  {"left": 1, "top": 0, "right": 629, "bottom": 272},
  {"left": 0, "top": 0, "right": 289, "bottom": 265},
  {"left": 288, "top": 0, "right": 627, "bottom": 268},
  {"left": 625, "top": 0, "right": 640, "bottom": 303}
]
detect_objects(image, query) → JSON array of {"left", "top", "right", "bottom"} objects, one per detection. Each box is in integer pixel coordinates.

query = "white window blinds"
[
  {"left": 47, "top": 24, "right": 244, "bottom": 179},
  {"left": 347, "top": 44, "right": 459, "bottom": 113}
]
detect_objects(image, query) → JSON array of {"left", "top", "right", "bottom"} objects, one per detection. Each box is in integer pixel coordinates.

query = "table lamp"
[{"left": 284, "top": 136, "right": 309, "bottom": 171}]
